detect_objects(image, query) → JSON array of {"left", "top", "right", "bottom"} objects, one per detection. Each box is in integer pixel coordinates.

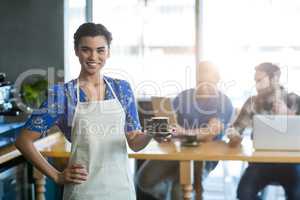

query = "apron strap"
[{"left": 76, "top": 78, "right": 81, "bottom": 103}]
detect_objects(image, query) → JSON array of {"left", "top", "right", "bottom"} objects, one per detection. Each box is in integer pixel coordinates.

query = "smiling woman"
[
  {"left": 16, "top": 22, "right": 153, "bottom": 200},
  {"left": 75, "top": 35, "right": 110, "bottom": 101},
  {"left": 75, "top": 36, "right": 110, "bottom": 75},
  {"left": 74, "top": 23, "right": 111, "bottom": 77}
]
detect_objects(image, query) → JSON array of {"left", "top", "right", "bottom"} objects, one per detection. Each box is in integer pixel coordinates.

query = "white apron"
[{"left": 63, "top": 79, "right": 136, "bottom": 200}]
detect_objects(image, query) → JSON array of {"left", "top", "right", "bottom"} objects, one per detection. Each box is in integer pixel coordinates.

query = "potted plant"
[{"left": 21, "top": 78, "right": 48, "bottom": 110}]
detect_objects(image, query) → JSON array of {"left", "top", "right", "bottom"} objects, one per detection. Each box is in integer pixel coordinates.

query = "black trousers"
[{"left": 237, "top": 163, "right": 300, "bottom": 200}]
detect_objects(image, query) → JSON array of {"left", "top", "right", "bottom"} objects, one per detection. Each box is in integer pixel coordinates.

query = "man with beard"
[{"left": 228, "top": 62, "right": 300, "bottom": 200}]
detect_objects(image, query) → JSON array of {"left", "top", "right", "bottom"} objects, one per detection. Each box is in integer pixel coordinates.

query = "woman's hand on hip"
[{"left": 56, "top": 164, "right": 88, "bottom": 185}]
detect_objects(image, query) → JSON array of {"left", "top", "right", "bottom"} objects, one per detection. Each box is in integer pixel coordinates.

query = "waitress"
[{"left": 16, "top": 22, "right": 152, "bottom": 200}]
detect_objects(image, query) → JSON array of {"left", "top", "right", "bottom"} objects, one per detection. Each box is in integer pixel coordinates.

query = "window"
[
  {"left": 202, "top": 0, "right": 300, "bottom": 106},
  {"left": 64, "top": 0, "right": 86, "bottom": 82},
  {"left": 93, "top": 0, "right": 196, "bottom": 98}
]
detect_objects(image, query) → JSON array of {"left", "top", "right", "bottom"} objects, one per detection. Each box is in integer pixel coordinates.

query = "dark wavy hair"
[
  {"left": 73, "top": 22, "right": 112, "bottom": 49},
  {"left": 255, "top": 62, "right": 281, "bottom": 79}
]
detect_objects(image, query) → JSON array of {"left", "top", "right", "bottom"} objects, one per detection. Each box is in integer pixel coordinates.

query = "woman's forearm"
[
  {"left": 126, "top": 131, "right": 152, "bottom": 152},
  {"left": 15, "top": 130, "right": 61, "bottom": 183}
]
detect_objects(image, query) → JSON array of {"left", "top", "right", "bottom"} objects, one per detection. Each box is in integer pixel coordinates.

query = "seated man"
[
  {"left": 228, "top": 62, "right": 300, "bottom": 200},
  {"left": 136, "top": 61, "right": 234, "bottom": 200}
]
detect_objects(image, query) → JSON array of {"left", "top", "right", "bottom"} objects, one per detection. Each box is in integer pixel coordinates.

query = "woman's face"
[{"left": 75, "top": 36, "right": 110, "bottom": 75}]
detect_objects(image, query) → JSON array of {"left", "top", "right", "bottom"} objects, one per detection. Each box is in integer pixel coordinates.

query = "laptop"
[
  {"left": 253, "top": 115, "right": 300, "bottom": 151},
  {"left": 151, "top": 97, "right": 178, "bottom": 125}
]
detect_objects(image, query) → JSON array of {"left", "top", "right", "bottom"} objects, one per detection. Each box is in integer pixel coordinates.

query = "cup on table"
[{"left": 181, "top": 130, "right": 199, "bottom": 147}]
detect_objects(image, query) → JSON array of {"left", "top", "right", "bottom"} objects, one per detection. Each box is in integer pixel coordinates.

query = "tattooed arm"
[{"left": 228, "top": 97, "right": 254, "bottom": 147}]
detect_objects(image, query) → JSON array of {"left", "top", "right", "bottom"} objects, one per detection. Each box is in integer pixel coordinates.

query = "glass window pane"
[
  {"left": 64, "top": 0, "right": 86, "bottom": 82},
  {"left": 203, "top": 0, "right": 300, "bottom": 106},
  {"left": 93, "top": 0, "right": 196, "bottom": 97}
]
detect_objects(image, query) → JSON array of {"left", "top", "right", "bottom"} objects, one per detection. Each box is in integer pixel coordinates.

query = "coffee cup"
[{"left": 146, "top": 117, "right": 171, "bottom": 137}]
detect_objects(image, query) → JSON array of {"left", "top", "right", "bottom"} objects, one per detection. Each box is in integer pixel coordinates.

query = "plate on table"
[{"left": 152, "top": 131, "right": 172, "bottom": 138}]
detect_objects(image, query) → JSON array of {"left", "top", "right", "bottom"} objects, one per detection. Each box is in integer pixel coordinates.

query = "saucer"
[
  {"left": 181, "top": 140, "right": 200, "bottom": 147},
  {"left": 150, "top": 132, "right": 172, "bottom": 137}
]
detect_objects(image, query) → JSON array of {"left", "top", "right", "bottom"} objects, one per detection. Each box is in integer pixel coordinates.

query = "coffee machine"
[
  {"left": 0, "top": 73, "right": 20, "bottom": 117},
  {"left": 0, "top": 72, "right": 24, "bottom": 148}
]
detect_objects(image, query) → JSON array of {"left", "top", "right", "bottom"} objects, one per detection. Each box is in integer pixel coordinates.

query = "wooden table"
[
  {"left": 37, "top": 133, "right": 300, "bottom": 200},
  {"left": 127, "top": 138, "right": 300, "bottom": 200}
]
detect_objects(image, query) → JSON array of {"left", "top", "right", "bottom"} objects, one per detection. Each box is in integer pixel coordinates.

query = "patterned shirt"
[
  {"left": 172, "top": 89, "right": 234, "bottom": 139},
  {"left": 23, "top": 76, "right": 142, "bottom": 141}
]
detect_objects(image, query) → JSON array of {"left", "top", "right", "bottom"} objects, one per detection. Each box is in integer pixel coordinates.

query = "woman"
[{"left": 16, "top": 23, "right": 152, "bottom": 200}]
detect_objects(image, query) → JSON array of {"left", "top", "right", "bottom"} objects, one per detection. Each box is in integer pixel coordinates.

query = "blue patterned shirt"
[
  {"left": 23, "top": 76, "right": 142, "bottom": 141},
  {"left": 173, "top": 89, "right": 234, "bottom": 137},
  {"left": 172, "top": 89, "right": 234, "bottom": 174}
]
